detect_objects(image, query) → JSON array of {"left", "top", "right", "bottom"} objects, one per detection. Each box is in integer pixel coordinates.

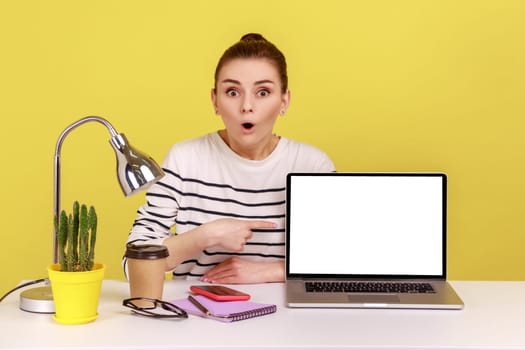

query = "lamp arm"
[
  {"left": 54, "top": 116, "right": 118, "bottom": 156},
  {"left": 53, "top": 116, "right": 119, "bottom": 263}
]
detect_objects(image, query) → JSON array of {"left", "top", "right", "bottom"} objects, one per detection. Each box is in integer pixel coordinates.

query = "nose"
[{"left": 241, "top": 96, "right": 254, "bottom": 113}]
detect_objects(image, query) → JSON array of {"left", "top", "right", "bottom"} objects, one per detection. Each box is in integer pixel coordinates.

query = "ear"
[
  {"left": 280, "top": 89, "right": 291, "bottom": 115},
  {"left": 211, "top": 88, "right": 219, "bottom": 115}
]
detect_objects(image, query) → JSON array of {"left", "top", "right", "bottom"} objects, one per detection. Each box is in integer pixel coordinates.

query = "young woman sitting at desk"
[{"left": 124, "top": 33, "right": 335, "bottom": 284}]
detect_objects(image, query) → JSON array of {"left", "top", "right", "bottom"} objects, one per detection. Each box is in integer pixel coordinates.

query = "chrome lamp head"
[{"left": 110, "top": 133, "right": 164, "bottom": 196}]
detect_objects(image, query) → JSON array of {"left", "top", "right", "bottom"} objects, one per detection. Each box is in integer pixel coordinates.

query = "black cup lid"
[{"left": 125, "top": 243, "right": 169, "bottom": 260}]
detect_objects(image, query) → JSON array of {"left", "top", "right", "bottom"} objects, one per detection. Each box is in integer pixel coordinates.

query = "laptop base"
[{"left": 286, "top": 279, "right": 464, "bottom": 310}]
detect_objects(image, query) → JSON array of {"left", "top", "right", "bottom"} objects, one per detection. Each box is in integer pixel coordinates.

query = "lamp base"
[{"left": 19, "top": 286, "right": 55, "bottom": 314}]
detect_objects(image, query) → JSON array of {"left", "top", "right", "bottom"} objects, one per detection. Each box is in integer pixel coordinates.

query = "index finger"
[{"left": 246, "top": 220, "right": 278, "bottom": 229}]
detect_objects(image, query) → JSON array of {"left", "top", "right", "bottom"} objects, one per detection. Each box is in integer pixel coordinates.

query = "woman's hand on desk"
[{"left": 201, "top": 258, "right": 285, "bottom": 284}]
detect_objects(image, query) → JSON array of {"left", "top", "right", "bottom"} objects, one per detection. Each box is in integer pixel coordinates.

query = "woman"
[{"left": 124, "top": 33, "right": 335, "bottom": 284}]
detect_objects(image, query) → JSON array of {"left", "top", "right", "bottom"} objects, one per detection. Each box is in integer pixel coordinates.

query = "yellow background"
[{"left": 1, "top": 0, "right": 524, "bottom": 293}]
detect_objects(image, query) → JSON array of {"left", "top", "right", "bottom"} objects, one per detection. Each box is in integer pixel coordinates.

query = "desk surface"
[{"left": 1, "top": 280, "right": 525, "bottom": 350}]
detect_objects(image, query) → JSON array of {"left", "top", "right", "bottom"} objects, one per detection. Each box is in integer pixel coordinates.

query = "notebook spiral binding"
[{"left": 228, "top": 304, "right": 277, "bottom": 322}]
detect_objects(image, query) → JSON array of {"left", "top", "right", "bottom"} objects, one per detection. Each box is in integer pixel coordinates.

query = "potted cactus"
[
  {"left": 56, "top": 201, "right": 97, "bottom": 272},
  {"left": 47, "top": 201, "right": 105, "bottom": 325}
]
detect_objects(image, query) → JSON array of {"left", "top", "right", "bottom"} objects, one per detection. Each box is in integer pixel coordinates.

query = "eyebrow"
[{"left": 220, "top": 79, "right": 276, "bottom": 86}]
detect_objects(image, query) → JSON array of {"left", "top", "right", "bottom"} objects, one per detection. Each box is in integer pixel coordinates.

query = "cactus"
[
  {"left": 88, "top": 206, "right": 97, "bottom": 271},
  {"left": 71, "top": 201, "right": 79, "bottom": 264},
  {"left": 56, "top": 211, "right": 68, "bottom": 271},
  {"left": 56, "top": 201, "right": 98, "bottom": 272}
]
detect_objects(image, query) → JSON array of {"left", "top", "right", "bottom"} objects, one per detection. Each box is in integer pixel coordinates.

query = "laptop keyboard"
[{"left": 305, "top": 281, "right": 436, "bottom": 294}]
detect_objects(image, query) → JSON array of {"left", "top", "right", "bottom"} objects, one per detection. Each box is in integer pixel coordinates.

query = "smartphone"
[{"left": 190, "top": 285, "right": 251, "bottom": 301}]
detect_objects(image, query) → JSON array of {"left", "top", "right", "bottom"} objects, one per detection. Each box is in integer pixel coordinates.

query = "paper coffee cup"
[{"left": 125, "top": 244, "right": 169, "bottom": 307}]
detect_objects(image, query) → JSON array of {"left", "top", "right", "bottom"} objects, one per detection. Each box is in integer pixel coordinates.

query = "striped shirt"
[{"left": 124, "top": 132, "right": 335, "bottom": 279}]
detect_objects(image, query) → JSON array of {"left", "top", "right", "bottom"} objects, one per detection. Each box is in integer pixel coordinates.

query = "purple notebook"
[{"left": 171, "top": 295, "right": 276, "bottom": 322}]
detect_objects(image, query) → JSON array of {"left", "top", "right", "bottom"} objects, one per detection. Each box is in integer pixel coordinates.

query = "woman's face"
[{"left": 212, "top": 58, "right": 290, "bottom": 159}]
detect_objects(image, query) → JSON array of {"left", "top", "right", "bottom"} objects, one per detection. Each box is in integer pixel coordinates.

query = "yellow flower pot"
[{"left": 47, "top": 263, "right": 105, "bottom": 325}]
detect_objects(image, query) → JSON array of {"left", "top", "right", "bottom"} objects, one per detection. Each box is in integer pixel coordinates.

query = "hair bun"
[{"left": 240, "top": 33, "right": 266, "bottom": 42}]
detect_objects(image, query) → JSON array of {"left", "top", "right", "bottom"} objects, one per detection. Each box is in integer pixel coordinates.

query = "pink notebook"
[{"left": 171, "top": 295, "right": 276, "bottom": 322}]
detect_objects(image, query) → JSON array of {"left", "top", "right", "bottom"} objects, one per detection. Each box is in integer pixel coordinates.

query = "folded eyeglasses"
[{"left": 123, "top": 297, "right": 188, "bottom": 319}]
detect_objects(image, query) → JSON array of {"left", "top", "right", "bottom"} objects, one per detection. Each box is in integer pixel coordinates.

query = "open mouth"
[{"left": 242, "top": 122, "right": 255, "bottom": 131}]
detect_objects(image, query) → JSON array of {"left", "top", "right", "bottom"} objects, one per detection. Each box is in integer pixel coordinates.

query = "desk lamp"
[{"left": 19, "top": 116, "right": 165, "bottom": 313}]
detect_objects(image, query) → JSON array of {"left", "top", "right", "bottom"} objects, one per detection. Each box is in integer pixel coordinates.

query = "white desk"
[{"left": 1, "top": 280, "right": 525, "bottom": 350}]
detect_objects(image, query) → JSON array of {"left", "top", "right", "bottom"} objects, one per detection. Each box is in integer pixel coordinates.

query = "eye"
[
  {"left": 257, "top": 89, "right": 270, "bottom": 97},
  {"left": 226, "top": 89, "right": 239, "bottom": 97}
]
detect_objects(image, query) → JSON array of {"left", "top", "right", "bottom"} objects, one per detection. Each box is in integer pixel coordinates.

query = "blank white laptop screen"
[{"left": 288, "top": 174, "right": 445, "bottom": 276}]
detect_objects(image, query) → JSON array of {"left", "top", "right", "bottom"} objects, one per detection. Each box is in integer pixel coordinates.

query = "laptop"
[{"left": 285, "top": 172, "right": 464, "bottom": 309}]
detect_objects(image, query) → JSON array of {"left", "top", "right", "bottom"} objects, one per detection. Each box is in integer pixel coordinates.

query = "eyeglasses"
[{"left": 123, "top": 297, "right": 188, "bottom": 319}]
